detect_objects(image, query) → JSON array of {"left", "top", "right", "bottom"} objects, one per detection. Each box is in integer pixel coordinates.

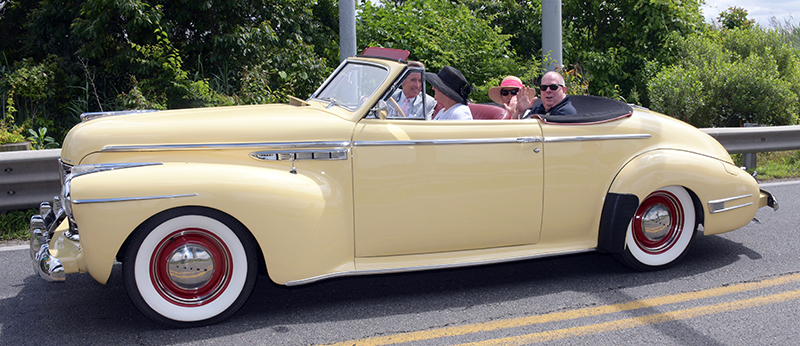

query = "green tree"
[
  {"left": 562, "top": 0, "right": 705, "bottom": 105},
  {"left": 0, "top": 0, "right": 340, "bottom": 141},
  {"left": 358, "top": 0, "right": 535, "bottom": 103},
  {"left": 648, "top": 27, "right": 800, "bottom": 127},
  {"left": 459, "top": 0, "right": 543, "bottom": 60},
  {"left": 160, "top": 0, "right": 335, "bottom": 101},
  {"left": 717, "top": 6, "right": 755, "bottom": 30}
]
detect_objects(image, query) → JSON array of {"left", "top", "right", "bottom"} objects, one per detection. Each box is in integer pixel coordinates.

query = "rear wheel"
[
  {"left": 123, "top": 207, "right": 257, "bottom": 327},
  {"left": 617, "top": 186, "right": 697, "bottom": 270}
]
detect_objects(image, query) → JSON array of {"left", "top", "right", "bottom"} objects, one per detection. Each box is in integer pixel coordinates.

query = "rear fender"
[{"left": 606, "top": 149, "right": 760, "bottom": 238}]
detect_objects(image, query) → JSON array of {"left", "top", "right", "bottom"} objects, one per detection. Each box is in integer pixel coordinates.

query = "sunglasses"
[
  {"left": 539, "top": 84, "right": 563, "bottom": 91},
  {"left": 500, "top": 89, "right": 519, "bottom": 96}
]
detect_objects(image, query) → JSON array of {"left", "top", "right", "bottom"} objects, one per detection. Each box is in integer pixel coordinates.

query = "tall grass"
[
  {"left": 770, "top": 15, "right": 800, "bottom": 49},
  {"left": 0, "top": 209, "right": 36, "bottom": 241}
]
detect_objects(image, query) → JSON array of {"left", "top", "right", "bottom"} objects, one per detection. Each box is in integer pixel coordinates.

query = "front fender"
[
  {"left": 69, "top": 162, "right": 354, "bottom": 285},
  {"left": 608, "top": 149, "right": 761, "bottom": 236}
]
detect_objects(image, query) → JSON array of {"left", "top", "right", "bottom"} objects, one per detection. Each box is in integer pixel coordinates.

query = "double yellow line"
[{"left": 322, "top": 273, "right": 800, "bottom": 346}]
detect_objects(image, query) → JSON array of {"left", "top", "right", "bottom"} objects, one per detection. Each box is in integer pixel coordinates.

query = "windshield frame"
[{"left": 308, "top": 60, "right": 390, "bottom": 112}]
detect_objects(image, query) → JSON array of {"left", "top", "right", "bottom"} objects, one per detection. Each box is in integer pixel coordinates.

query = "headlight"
[{"left": 61, "top": 176, "right": 73, "bottom": 219}]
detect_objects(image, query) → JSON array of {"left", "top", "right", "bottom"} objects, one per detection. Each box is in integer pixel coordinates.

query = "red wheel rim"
[
  {"left": 150, "top": 228, "right": 232, "bottom": 306},
  {"left": 632, "top": 190, "right": 684, "bottom": 254}
]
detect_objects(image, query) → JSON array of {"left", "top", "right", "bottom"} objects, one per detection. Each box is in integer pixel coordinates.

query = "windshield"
[{"left": 312, "top": 62, "right": 389, "bottom": 111}]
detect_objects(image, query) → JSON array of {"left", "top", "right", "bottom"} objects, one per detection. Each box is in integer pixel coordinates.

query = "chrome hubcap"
[
  {"left": 633, "top": 191, "right": 684, "bottom": 254},
  {"left": 640, "top": 204, "right": 672, "bottom": 242},
  {"left": 167, "top": 244, "right": 215, "bottom": 290},
  {"left": 151, "top": 229, "right": 232, "bottom": 306}
]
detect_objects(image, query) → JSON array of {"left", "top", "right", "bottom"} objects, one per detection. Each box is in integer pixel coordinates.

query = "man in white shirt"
[
  {"left": 425, "top": 66, "right": 473, "bottom": 120},
  {"left": 390, "top": 61, "right": 436, "bottom": 118}
]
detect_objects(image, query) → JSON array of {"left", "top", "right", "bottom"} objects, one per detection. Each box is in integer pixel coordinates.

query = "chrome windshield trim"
[
  {"left": 101, "top": 141, "right": 352, "bottom": 152},
  {"left": 708, "top": 194, "right": 755, "bottom": 214},
  {"left": 545, "top": 134, "right": 651, "bottom": 143},
  {"left": 354, "top": 137, "right": 541, "bottom": 147},
  {"left": 284, "top": 248, "right": 595, "bottom": 286},
  {"left": 309, "top": 60, "right": 390, "bottom": 100},
  {"left": 72, "top": 194, "right": 198, "bottom": 205},
  {"left": 80, "top": 109, "right": 157, "bottom": 122}
]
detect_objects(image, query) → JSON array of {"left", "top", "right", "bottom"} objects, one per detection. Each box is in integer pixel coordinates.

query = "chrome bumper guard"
[
  {"left": 29, "top": 202, "right": 67, "bottom": 282},
  {"left": 759, "top": 188, "right": 779, "bottom": 211}
]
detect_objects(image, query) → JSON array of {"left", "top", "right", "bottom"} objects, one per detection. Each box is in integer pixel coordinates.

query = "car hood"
[{"left": 61, "top": 104, "right": 357, "bottom": 165}]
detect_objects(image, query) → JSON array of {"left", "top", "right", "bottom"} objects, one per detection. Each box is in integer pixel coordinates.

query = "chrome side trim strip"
[
  {"left": 708, "top": 194, "right": 755, "bottom": 214},
  {"left": 251, "top": 149, "right": 349, "bottom": 161},
  {"left": 354, "top": 137, "right": 541, "bottom": 147},
  {"left": 101, "top": 141, "right": 352, "bottom": 152},
  {"left": 284, "top": 248, "right": 596, "bottom": 286},
  {"left": 72, "top": 194, "right": 198, "bottom": 205},
  {"left": 710, "top": 203, "right": 753, "bottom": 214},
  {"left": 545, "top": 134, "right": 651, "bottom": 143},
  {"left": 69, "top": 162, "right": 162, "bottom": 178}
]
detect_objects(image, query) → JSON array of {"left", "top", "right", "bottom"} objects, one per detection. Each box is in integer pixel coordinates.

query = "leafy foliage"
[
  {"left": 770, "top": 16, "right": 800, "bottom": 50},
  {"left": 562, "top": 0, "right": 705, "bottom": 106},
  {"left": 27, "top": 127, "right": 59, "bottom": 149},
  {"left": 648, "top": 27, "right": 800, "bottom": 127},
  {"left": 358, "top": 0, "right": 536, "bottom": 103},
  {"left": 459, "top": 0, "right": 543, "bottom": 60},
  {"left": 717, "top": 6, "right": 756, "bottom": 30},
  {"left": 0, "top": 0, "right": 338, "bottom": 142}
]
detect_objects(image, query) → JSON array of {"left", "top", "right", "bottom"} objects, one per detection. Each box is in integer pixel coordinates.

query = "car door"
[{"left": 352, "top": 118, "right": 544, "bottom": 257}]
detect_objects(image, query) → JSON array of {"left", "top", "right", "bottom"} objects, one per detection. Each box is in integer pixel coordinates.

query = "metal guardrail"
[
  {"left": 1, "top": 149, "right": 61, "bottom": 212},
  {"left": 700, "top": 125, "right": 800, "bottom": 154},
  {"left": 2, "top": 125, "right": 800, "bottom": 212}
]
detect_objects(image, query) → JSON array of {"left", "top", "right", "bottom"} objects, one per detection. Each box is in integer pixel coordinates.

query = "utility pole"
[
  {"left": 541, "top": 0, "right": 563, "bottom": 72},
  {"left": 339, "top": 0, "right": 357, "bottom": 62}
]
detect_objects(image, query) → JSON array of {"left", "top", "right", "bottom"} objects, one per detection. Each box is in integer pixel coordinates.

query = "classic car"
[{"left": 29, "top": 47, "right": 777, "bottom": 327}]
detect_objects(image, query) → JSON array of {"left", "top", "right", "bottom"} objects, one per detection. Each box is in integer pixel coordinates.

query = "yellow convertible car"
[{"left": 29, "top": 48, "right": 777, "bottom": 327}]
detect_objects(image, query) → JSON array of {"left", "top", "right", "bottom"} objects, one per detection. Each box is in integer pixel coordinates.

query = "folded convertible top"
[{"left": 533, "top": 95, "right": 634, "bottom": 124}]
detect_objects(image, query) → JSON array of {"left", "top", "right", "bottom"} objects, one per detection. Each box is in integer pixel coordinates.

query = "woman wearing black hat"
[{"left": 425, "top": 66, "right": 473, "bottom": 120}]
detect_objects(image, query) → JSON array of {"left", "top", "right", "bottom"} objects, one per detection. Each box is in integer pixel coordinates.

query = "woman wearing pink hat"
[{"left": 488, "top": 76, "right": 537, "bottom": 119}]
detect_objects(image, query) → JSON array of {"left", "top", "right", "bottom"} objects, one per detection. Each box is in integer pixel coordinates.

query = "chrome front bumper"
[{"left": 29, "top": 201, "right": 67, "bottom": 282}]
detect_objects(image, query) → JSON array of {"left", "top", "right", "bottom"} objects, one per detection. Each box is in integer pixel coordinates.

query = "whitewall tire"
[
  {"left": 618, "top": 186, "right": 697, "bottom": 270},
  {"left": 123, "top": 207, "right": 257, "bottom": 327}
]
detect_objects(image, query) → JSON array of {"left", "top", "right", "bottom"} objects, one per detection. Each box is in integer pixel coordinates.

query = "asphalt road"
[{"left": 1, "top": 180, "right": 798, "bottom": 346}]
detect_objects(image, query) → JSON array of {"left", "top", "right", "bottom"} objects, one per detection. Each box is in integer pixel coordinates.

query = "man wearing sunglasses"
[{"left": 517, "top": 71, "right": 577, "bottom": 116}]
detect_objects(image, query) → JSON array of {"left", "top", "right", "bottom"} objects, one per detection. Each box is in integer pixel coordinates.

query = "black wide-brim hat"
[{"left": 425, "top": 66, "right": 471, "bottom": 105}]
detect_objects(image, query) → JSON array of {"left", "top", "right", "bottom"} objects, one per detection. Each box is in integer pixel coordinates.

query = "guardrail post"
[{"left": 742, "top": 123, "right": 759, "bottom": 171}]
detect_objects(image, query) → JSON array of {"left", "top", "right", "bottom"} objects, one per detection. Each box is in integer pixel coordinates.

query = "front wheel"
[
  {"left": 123, "top": 207, "right": 258, "bottom": 327},
  {"left": 616, "top": 186, "right": 698, "bottom": 271}
]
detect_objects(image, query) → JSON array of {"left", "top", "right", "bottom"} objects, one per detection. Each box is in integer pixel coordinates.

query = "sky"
[{"left": 702, "top": 0, "right": 799, "bottom": 27}]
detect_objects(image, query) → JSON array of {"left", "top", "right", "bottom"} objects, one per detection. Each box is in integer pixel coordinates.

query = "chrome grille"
[{"left": 58, "top": 160, "right": 72, "bottom": 186}]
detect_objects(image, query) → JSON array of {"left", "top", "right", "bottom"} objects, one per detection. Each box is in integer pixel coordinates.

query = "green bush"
[{"left": 648, "top": 27, "right": 800, "bottom": 127}]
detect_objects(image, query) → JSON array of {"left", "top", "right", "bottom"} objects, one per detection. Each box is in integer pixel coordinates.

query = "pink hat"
[{"left": 488, "top": 76, "right": 535, "bottom": 104}]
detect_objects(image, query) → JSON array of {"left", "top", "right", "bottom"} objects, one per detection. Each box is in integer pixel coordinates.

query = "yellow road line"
[
  {"left": 321, "top": 273, "right": 800, "bottom": 346},
  {"left": 456, "top": 289, "right": 800, "bottom": 346}
]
